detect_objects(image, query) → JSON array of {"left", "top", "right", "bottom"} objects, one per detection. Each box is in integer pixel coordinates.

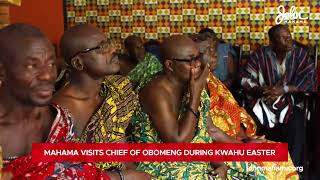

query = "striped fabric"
[{"left": 241, "top": 45, "right": 316, "bottom": 127}]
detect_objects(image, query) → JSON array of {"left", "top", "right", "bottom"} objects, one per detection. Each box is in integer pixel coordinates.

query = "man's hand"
[
  {"left": 262, "top": 86, "right": 284, "bottom": 105},
  {"left": 263, "top": 86, "right": 284, "bottom": 97},
  {"left": 208, "top": 163, "right": 227, "bottom": 180},
  {"left": 189, "top": 64, "right": 209, "bottom": 108}
]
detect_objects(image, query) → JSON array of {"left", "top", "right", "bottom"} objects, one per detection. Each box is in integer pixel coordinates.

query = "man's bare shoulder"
[
  {"left": 53, "top": 89, "right": 76, "bottom": 109},
  {"left": 139, "top": 75, "right": 171, "bottom": 108},
  {"left": 52, "top": 88, "right": 85, "bottom": 120}
]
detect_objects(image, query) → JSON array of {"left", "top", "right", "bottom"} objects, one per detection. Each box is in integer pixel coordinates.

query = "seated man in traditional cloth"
[
  {"left": 241, "top": 24, "right": 316, "bottom": 171},
  {"left": 129, "top": 35, "right": 299, "bottom": 179},
  {"left": 119, "top": 35, "right": 157, "bottom": 77},
  {"left": 0, "top": 23, "right": 113, "bottom": 179},
  {"left": 131, "top": 35, "right": 228, "bottom": 179},
  {"left": 198, "top": 28, "right": 236, "bottom": 88},
  {"left": 111, "top": 35, "right": 145, "bottom": 76},
  {"left": 201, "top": 39, "right": 299, "bottom": 179},
  {"left": 126, "top": 35, "right": 162, "bottom": 92},
  {"left": 197, "top": 37, "right": 259, "bottom": 142},
  {"left": 53, "top": 24, "right": 150, "bottom": 179}
]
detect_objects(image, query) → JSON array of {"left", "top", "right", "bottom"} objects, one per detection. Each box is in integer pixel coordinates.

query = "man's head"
[
  {"left": 197, "top": 39, "right": 218, "bottom": 72},
  {"left": 0, "top": 23, "right": 57, "bottom": 106},
  {"left": 161, "top": 35, "right": 202, "bottom": 82},
  {"left": 60, "top": 24, "right": 119, "bottom": 79},
  {"left": 188, "top": 33, "right": 201, "bottom": 43},
  {"left": 124, "top": 35, "right": 145, "bottom": 62},
  {"left": 268, "top": 24, "right": 293, "bottom": 52},
  {"left": 198, "top": 28, "right": 216, "bottom": 41}
]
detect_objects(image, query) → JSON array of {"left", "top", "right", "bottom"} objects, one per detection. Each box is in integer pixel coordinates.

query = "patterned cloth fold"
[
  {"left": 78, "top": 75, "right": 138, "bottom": 171},
  {"left": 3, "top": 104, "right": 110, "bottom": 180},
  {"left": 208, "top": 72, "right": 299, "bottom": 180}
]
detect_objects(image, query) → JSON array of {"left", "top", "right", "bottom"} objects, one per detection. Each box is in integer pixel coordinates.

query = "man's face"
[
  {"left": 4, "top": 38, "right": 57, "bottom": 106},
  {"left": 76, "top": 31, "right": 120, "bottom": 77},
  {"left": 127, "top": 38, "right": 145, "bottom": 61},
  {"left": 273, "top": 28, "right": 293, "bottom": 52},
  {"left": 169, "top": 43, "right": 202, "bottom": 81},
  {"left": 197, "top": 40, "right": 217, "bottom": 72},
  {"left": 207, "top": 40, "right": 218, "bottom": 72}
]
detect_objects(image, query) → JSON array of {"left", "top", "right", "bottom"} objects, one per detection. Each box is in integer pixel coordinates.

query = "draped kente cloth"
[
  {"left": 78, "top": 75, "right": 138, "bottom": 171},
  {"left": 208, "top": 72, "right": 256, "bottom": 138},
  {"left": 127, "top": 53, "right": 162, "bottom": 92},
  {"left": 241, "top": 46, "right": 316, "bottom": 128},
  {"left": 208, "top": 73, "right": 299, "bottom": 180},
  {"left": 131, "top": 90, "right": 214, "bottom": 180},
  {"left": 3, "top": 104, "right": 110, "bottom": 180}
]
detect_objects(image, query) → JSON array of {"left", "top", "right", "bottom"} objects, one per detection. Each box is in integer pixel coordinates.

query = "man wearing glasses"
[
  {"left": 53, "top": 24, "right": 150, "bottom": 179},
  {"left": 130, "top": 35, "right": 227, "bottom": 179}
]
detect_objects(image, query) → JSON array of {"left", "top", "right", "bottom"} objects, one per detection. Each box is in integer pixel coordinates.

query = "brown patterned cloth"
[{"left": 78, "top": 75, "right": 138, "bottom": 171}]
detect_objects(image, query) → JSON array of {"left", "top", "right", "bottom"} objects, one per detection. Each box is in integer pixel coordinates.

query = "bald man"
[
  {"left": 116, "top": 35, "right": 144, "bottom": 76},
  {"left": 53, "top": 24, "right": 150, "bottom": 179},
  {"left": 56, "top": 24, "right": 122, "bottom": 139},
  {"left": 130, "top": 35, "right": 227, "bottom": 179},
  {"left": 0, "top": 23, "right": 113, "bottom": 179}
]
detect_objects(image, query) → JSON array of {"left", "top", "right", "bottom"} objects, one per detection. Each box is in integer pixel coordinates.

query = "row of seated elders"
[
  {"left": 123, "top": 24, "right": 314, "bottom": 170},
  {"left": 126, "top": 32, "right": 300, "bottom": 179},
  {"left": 0, "top": 23, "right": 304, "bottom": 179}
]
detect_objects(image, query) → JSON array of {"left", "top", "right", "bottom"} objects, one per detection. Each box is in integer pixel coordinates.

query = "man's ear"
[
  {"left": 164, "top": 59, "right": 174, "bottom": 72},
  {"left": 71, "top": 57, "right": 84, "bottom": 71}
]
